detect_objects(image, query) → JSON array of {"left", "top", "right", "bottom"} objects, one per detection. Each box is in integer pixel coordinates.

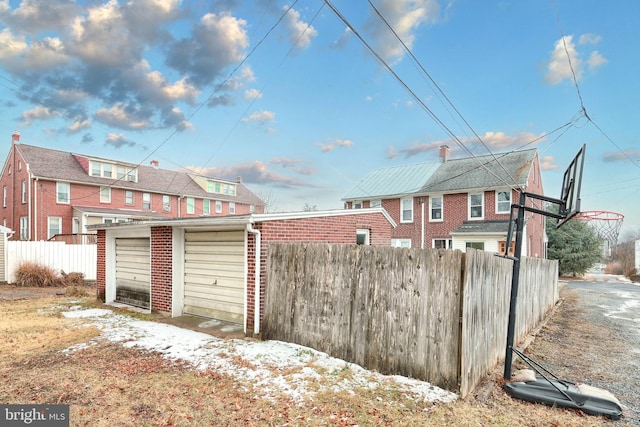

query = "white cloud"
[
  {"left": 320, "top": 138, "right": 353, "bottom": 153},
  {"left": 540, "top": 155, "right": 560, "bottom": 170},
  {"left": 105, "top": 132, "right": 135, "bottom": 148},
  {"left": 67, "top": 119, "right": 91, "bottom": 133},
  {"left": 243, "top": 88, "right": 262, "bottom": 100},
  {"left": 544, "top": 34, "right": 606, "bottom": 85},
  {"left": 94, "top": 103, "right": 151, "bottom": 130},
  {"left": 283, "top": 7, "right": 318, "bottom": 49},
  {"left": 20, "top": 105, "right": 58, "bottom": 125},
  {"left": 242, "top": 110, "right": 276, "bottom": 124},
  {"left": 364, "top": 0, "right": 440, "bottom": 63}
]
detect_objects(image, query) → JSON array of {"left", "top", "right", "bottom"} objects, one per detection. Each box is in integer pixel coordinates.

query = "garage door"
[
  {"left": 115, "top": 237, "right": 151, "bottom": 309},
  {"left": 184, "top": 230, "right": 245, "bottom": 323}
]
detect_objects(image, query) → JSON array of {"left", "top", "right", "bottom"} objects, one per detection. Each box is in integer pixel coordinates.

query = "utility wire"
[{"left": 366, "top": 0, "right": 520, "bottom": 188}]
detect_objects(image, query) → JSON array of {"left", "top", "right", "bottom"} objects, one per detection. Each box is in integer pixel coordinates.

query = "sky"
[
  {"left": 62, "top": 305, "right": 458, "bottom": 403},
  {"left": 1, "top": 0, "right": 639, "bottom": 238}
]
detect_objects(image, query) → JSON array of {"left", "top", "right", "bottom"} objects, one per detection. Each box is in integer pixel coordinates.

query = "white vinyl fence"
[{"left": 5, "top": 241, "right": 97, "bottom": 283}]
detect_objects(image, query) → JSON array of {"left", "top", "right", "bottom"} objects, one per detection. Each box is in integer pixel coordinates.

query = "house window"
[
  {"left": 91, "top": 162, "right": 101, "bottom": 177},
  {"left": 469, "top": 193, "right": 484, "bottom": 219},
  {"left": 117, "top": 166, "right": 126, "bottom": 179},
  {"left": 466, "top": 241, "right": 485, "bottom": 251},
  {"left": 215, "top": 182, "right": 221, "bottom": 193},
  {"left": 496, "top": 190, "right": 511, "bottom": 214},
  {"left": 21, "top": 181, "right": 26, "bottom": 204},
  {"left": 56, "top": 182, "right": 70, "bottom": 204},
  {"left": 20, "top": 217, "right": 28, "bottom": 240},
  {"left": 3, "top": 186, "right": 6, "bottom": 208},
  {"left": 162, "top": 195, "right": 170, "bottom": 211},
  {"left": 207, "top": 181, "right": 214, "bottom": 192},
  {"left": 186, "top": 197, "right": 195, "bottom": 214},
  {"left": 142, "top": 193, "right": 151, "bottom": 210},
  {"left": 229, "top": 185, "right": 236, "bottom": 196},
  {"left": 203, "top": 199, "right": 210, "bottom": 215},
  {"left": 100, "top": 186, "right": 111, "bottom": 203},
  {"left": 215, "top": 200, "right": 222, "bottom": 213},
  {"left": 370, "top": 199, "right": 381, "bottom": 208},
  {"left": 229, "top": 202, "right": 236, "bottom": 214},
  {"left": 126, "top": 168, "right": 136, "bottom": 182},
  {"left": 401, "top": 197, "right": 413, "bottom": 223},
  {"left": 433, "top": 239, "right": 452, "bottom": 249},
  {"left": 353, "top": 201, "right": 363, "bottom": 209},
  {"left": 391, "top": 239, "right": 412, "bottom": 248},
  {"left": 499, "top": 240, "right": 515, "bottom": 256},
  {"left": 429, "top": 195, "right": 443, "bottom": 221},
  {"left": 356, "top": 229, "right": 370, "bottom": 245},
  {"left": 48, "top": 217, "right": 62, "bottom": 239},
  {"left": 103, "top": 163, "right": 113, "bottom": 178},
  {"left": 223, "top": 184, "right": 229, "bottom": 195},
  {"left": 125, "top": 190, "right": 134, "bottom": 205},
  {"left": 250, "top": 204, "right": 255, "bottom": 213}
]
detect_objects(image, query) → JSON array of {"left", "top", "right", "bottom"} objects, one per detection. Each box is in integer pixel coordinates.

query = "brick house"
[
  {"left": 343, "top": 146, "right": 546, "bottom": 258},
  {"left": 0, "top": 132, "right": 265, "bottom": 242},
  {"left": 91, "top": 208, "right": 396, "bottom": 335}
]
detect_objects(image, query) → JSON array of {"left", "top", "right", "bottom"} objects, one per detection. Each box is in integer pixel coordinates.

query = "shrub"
[
  {"left": 14, "top": 263, "right": 86, "bottom": 288},
  {"left": 14, "top": 262, "right": 61, "bottom": 287},
  {"left": 605, "top": 262, "right": 624, "bottom": 275}
]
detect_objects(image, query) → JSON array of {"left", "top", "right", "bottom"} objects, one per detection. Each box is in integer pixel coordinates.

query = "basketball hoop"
[{"left": 574, "top": 210, "right": 624, "bottom": 257}]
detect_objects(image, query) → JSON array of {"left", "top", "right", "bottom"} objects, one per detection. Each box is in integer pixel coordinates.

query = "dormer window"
[
  {"left": 90, "top": 161, "right": 117, "bottom": 178},
  {"left": 206, "top": 179, "right": 236, "bottom": 196},
  {"left": 116, "top": 165, "right": 137, "bottom": 182}
]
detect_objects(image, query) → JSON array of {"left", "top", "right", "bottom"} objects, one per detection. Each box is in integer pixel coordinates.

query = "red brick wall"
[
  {"left": 96, "top": 229, "right": 106, "bottom": 301},
  {"left": 150, "top": 226, "right": 172, "bottom": 313},
  {"left": 0, "top": 146, "right": 30, "bottom": 238}
]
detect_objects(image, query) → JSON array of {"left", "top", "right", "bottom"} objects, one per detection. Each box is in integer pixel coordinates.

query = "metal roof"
[{"left": 342, "top": 161, "right": 440, "bottom": 200}]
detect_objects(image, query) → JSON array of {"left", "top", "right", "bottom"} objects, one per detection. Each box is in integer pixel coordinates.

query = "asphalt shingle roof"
[
  {"left": 422, "top": 148, "right": 537, "bottom": 193},
  {"left": 450, "top": 220, "right": 512, "bottom": 234},
  {"left": 16, "top": 144, "right": 265, "bottom": 206}
]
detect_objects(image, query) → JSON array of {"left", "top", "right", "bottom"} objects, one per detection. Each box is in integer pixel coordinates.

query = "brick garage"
[{"left": 94, "top": 208, "right": 395, "bottom": 335}]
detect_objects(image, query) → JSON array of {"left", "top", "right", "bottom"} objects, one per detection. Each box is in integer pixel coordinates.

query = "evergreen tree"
[{"left": 546, "top": 215, "right": 602, "bottom": 276}]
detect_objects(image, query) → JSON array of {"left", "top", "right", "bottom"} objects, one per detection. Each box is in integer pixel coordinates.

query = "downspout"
[
  {"left": 421, "top": 199, "right": 425, "bottom": 249},
  {"left": 246, "top": 221, "right": 261, "bottom": 336},
  {"left": 32, "top": 176, "right": 37, "bottom": 241}
]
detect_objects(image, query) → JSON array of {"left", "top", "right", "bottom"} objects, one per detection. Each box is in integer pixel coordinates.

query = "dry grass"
[
  {"left": 13, "top": 262, "right": 86, "bottom": 288},
  {"left": 0, "top": 296, "right": 619, "bottom": 426}
]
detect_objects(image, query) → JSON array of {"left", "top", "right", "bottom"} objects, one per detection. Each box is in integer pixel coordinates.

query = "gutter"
[{"left": 246, "top": 221, "right": 261, "bottom": 336}]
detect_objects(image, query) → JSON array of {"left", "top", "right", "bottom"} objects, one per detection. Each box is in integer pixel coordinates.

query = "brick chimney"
[
  {"left": 12, "top": 131, "right": 20, "bottom": 144},
  {"left": 150, "top": 160, "right": 159, "bottom": 169},
  {"left": 236, "top": 176, "right": 242, "bottom": 183},
  {"left": 439, "top": 145, "right": 450, "bottom": 163}
]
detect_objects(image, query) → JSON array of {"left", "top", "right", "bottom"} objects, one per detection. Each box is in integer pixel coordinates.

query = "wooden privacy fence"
[
  {"left": 5, "top": 241, "right": 97, "bottom": 283},
  {"left": 263, "top": 243, "right": 558, "bottom": 397}
]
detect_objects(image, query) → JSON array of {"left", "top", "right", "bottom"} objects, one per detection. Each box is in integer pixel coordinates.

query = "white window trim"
[
  {"left": 400, "top": 197, "right": 413, "bottom": 223},
  {"left": 429, "top": 195, "right": 443, "bottom": 222},
  {"left": 186, "top": 197, "right": 195, "bottom": 214},
  {"left": 495, "top": 189, "right": 512, "bottom": 214},
  {"left": 48, "top": 216, "right": 62, "bottom": 239},
  {"left": 56, "top": 182, "right": 70, "bottom": 204},
  {"left": 370, "top": 199, "right": 381, "bottom": 208},
  {"left": 432, "top": 238, "right": 452, "bottom": 249},
  {"left": 142, "top": 193, "right": 151, "bottom": 210},
  {"left": 468, "top": 192, "right": 484, "bottom": 220},
  {"left": 391, "top": 238, "right": 412, "bottom": 248},
  {"left": 353, "top": 201, "right": 363, "bottom": 209},
  {"left": 356, "top": 229, "right": 370, "bottom": 245},
  {"left": 229, "top": 202, "right": 236, "bottom": 214},
  {"left": 125, "top": 190, "right": 134, "bottom": 205},
  {"left": 100, "top": 186, "right": 111, "bottom": 203},
  {"left": 203, "top": 199, "right": 210, "bottom": 215},
  {"left": 162, "top": 195, "right": 170, "bottom": 212},
  {"left": 215, "top": 200, "right": 222, "bottom": 213}
]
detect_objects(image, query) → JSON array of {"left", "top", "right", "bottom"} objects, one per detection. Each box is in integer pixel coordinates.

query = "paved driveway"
[{"left": 564, "top": 274, "right": 640, "bottom": 424}]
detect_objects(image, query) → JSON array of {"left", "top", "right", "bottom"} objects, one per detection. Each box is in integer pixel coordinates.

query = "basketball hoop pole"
[{"left": 502, "top": 191, "right": 567, "bottom": 379}]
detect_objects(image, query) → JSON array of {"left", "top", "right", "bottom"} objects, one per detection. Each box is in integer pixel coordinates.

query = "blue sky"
[{"left": 1, "top": 0, "right": 639, "bottom": 238}]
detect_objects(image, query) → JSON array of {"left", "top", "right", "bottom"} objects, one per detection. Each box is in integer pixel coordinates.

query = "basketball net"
[{"left": 574, "top": 210, "right": 624, "bottom": 257}]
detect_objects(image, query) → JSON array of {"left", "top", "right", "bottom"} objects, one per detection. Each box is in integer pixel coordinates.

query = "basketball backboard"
[{"left": 557, "top": 144, "right": 586, "bottom": 228}]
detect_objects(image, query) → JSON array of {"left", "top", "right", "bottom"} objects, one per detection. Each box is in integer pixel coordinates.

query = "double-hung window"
[
  {"left": 100, "top": 186, "right": 111, "bottom": 203},
  {"left": 429, "top": 195, "right": 443, "bottom": 221},
  {"left": 400, "top": 197, "right": 413, "bottom": 223},
  {"left": 215, "top": 200, "right": 222, "bottom": 213},
  {"left": 48, "top": 217, "right": 62, "bottom": 239},
  {"left": 142, "top": 193, "right": 151, "bottom": 210},
  {"left": 496, "top": 190, "right": 511, "bottom": 214},
  {"left": 468, "top": 192, "right": 484, "bottom": 220},
  {"left": 186, "top": 197, "right": 195, "bottom": 214},
  {"left": 229, "top": 202, "right": 236, "bottom": 214},
  {"left": 162, "top": 195, "right": 170, "bottom": 211},
  {"left": 56, "top": 182, "right": 70, "bottom": 204},
  {"left": 125, "top": 191, "right": 134, "bottom": 205},
  {"left": 203, "top": 199, "right": 210, "bottom": 215}
]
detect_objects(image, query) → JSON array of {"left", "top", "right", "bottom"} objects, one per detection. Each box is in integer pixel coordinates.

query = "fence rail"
[
  {"left": 5, "top": 241, "right": 97, "bottom": 283},
  {"left": 263, "top": 243, "right": 558, "bottom": 397}
]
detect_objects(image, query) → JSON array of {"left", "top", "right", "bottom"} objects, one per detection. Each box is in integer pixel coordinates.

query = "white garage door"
[
  {"left": 115, "top": 237, "right": 151, "bottom": 309},
  {"left": 184, "top": 230, "right": 245, "bottom": 323}
]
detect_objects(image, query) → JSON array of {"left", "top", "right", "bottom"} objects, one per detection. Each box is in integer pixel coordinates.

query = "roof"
[
  {"left": 73, "top": 205, "right": 168, "bottom": 219},
  {"left": 450, "top": 220, "right": 512, "bottom": 235},
  {"left": 15, "top": 144, "right": 264, "bottom": 206},
  {"left": 89, "top": 207, "right": 397, "bottom": 231},
  {"left": 422, "top": 148, "right": 537, "bottom": 193},
  {"left": 342, "top": 161, "right": 440, "bottom": 200}
]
